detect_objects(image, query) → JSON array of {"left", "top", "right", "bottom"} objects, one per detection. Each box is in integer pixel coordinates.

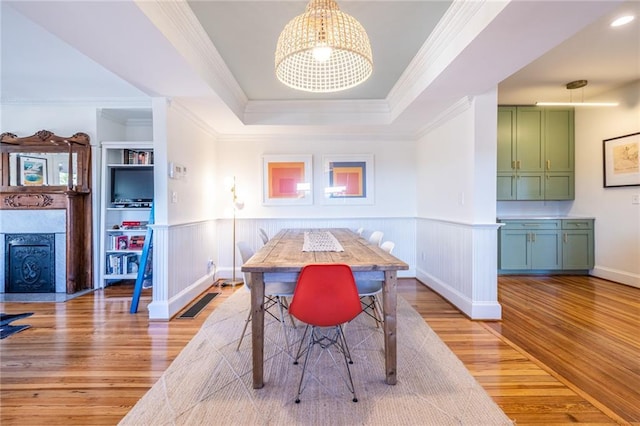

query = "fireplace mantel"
[{"left": 1, "top": 130, "right": 93, "bottom": 294}]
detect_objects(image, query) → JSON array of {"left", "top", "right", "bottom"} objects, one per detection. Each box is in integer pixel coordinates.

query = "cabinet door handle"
[
  {"left": 512, "top": 160, "right": 516, "bottom": 170},
  {"left": 522, "top": 223, "right": 541, "bottom": 227},
  {"left": 564, "top": 233, "right": 568, "bottom": 243},
  {"left": 532, "top": 233, "right": 536, "bottom": 243},
  {"left": 516, "top": 160, "right": 521, "bottom": 169},
  {"left": 547, "top": 160, "right": 551, "bottom": 170}
]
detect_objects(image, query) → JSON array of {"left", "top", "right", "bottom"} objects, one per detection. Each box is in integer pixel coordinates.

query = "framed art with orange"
[
  {"left": 262, "top": 155, "right": 313, "bottom": 205},
  {"left": 322, "top": 154, "right": 374, "bottom": 205}
]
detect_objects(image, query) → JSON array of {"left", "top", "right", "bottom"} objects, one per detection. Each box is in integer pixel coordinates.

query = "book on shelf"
[
  {"left": 129, "top": 235, "right": 146, "bottom": 249},
  {"left": 121, "top": 220, "right": 148, "bottom": 230},
  {"left": 108, "top": 233, "right": 124, "bottom": 250},
  {"left": 106, "top": 253, "right": 122, "bottom": 275},
  {"left": 115, "top": 235, "right": 128, "bottom": 250},
  {"left": 124, "top": 253, "right": 139, "bottom": 274},
  {"left": 123, "top": 149, "right": 154, "bottom": 165},
  {"left": 106, "top": 253, "right": 139, "bottom": 275}
]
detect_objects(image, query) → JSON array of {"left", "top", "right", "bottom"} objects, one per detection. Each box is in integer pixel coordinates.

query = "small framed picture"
[
  {"left": 322, "top": 154, "right": 374, "bottom": 205},
  {"left": 603, "top": 132, "right": 640, "bottom": 187},
  {"left": 18, "top": 155, "right": 48, "bottom": 186},
  {"left": 262, "top": 154, "right": 313, "bottom": 205}
]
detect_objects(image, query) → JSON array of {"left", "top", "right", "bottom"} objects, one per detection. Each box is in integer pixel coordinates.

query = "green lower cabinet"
[
  {"left": 500, "top": 228, "right": 561, "bottom": 270},
  {"left": 498, "top": 218, "right": 594, "bottom": 273},
  {"left": 561, "top": 219, "right": 594, "bottom": 269}
]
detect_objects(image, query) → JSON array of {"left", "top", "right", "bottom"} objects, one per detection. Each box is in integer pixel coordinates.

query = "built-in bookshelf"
[{"left": 99, "top": 141, "right": 153, "bottom": 287}]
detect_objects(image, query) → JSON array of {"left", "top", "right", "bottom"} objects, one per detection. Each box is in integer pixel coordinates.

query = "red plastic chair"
[{"left": 289, "top": 264, "right": 362, "bottom": 403}]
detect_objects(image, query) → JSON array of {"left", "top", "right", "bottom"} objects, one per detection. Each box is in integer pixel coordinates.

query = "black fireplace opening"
[{"left": 5, "top": 233, "right": 55, "bottom": 293}]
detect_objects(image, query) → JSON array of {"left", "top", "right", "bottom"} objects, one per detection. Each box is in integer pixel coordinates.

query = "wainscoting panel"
[
  {"left": 415, "top": 218, "right": 501, "bottom": 319},
  {"left": 147, "top": 220, "right": 217, "bottom": 320}
]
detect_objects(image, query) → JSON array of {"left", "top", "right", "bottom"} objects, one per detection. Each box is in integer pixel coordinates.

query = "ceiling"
[{"left": 2, "top": 0, "right": 639, "bottom": 139}]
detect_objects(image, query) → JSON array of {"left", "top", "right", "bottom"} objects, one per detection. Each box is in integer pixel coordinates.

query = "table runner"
[{"left": 302, "top": 230, "right": 344, "bottom": 252}]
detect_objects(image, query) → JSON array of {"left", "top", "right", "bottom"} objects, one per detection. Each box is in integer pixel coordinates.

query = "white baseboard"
[
  {"left": 416, "top": 267, "right": 502, "bottom": 320},
  {"left": 148, "top": 272, "right": 215, "bottom": 320},
  {"left": 591, "top": 266, "right": 640, "bottom": 289}
]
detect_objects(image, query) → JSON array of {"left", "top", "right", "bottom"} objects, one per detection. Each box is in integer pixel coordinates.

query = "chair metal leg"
[
  {"left": 295, "top": 325, "right": 316, "bottom": 403},
  {"left": 281, "top": 297, "right": 297, "bottom": 329},
  {"left": 360, "top": 295, "right": 384, "bottom": 327},
  {"left": 276, "top": 296, "right": 291, "bottom": 351},
  {"left": 236, "top": 309, "right": 252, "bottom": 351},
  {"left": 293, "top": 325, "right": 310, "bottom": 365},
  {"left": 338, "top": 324, "right": 353, "bottom": 364},
  {"left": 372, "top": 295, "right": 384, "bottom": 326},
  {"left": 336, "top": 326, "right": 358, "bottom": 402},
  {"left": 293, "top": 325, "right": 358, "bottom": 403}
]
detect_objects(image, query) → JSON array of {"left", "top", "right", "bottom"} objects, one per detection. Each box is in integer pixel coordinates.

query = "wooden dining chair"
[
  {"left": 236, "top": 241, "right": 296, "bottom": 351},
  {"left": 289, "top": 264, "right": 362, "bottom": 403}
]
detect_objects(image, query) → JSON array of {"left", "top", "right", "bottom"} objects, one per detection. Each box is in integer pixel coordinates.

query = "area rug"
[
  {"left": 0, "top": 312, "right": 33, "bottom": 339},
  {"left": 120, "top": 290, "right": 513, "bottom": 425}
]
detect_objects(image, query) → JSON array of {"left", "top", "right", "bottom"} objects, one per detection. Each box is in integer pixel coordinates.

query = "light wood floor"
[{"left": 1, "top": 275, "right": 638, "bottom": 425}]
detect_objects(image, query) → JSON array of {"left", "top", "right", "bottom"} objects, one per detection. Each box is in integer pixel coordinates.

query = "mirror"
[{"left": 8, "top": 152, "right": 77, "bottom": 187}]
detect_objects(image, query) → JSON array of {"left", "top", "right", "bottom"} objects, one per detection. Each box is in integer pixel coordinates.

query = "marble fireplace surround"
[{"left": 1, "top": 209, "right": 66, "bottom": 294}]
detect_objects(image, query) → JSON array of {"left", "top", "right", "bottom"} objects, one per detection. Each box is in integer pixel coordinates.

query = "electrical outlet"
[{"left": 632, "top": 194, "right": 640, "bottom": 205}]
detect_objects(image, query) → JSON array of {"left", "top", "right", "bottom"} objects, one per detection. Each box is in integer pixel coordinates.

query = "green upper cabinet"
[
  {"left": 497, "top": 106, "right": 574, "bottom": 201},
  {"left": 497, "top": 107, "right": 516, "bottom": 173},
  {"left": 544, "top": 108, "right": 575, "bottom": 200},
  {"left": 516, "top": 107, "right": 545, "bottom": 173}
]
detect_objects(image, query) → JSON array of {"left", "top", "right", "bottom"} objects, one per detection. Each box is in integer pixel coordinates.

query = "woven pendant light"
[{"left": 275, "top": 0, "right": 373, "bottom": 93}]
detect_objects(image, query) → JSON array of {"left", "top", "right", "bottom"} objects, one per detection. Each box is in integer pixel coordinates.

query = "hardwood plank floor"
[
  {"left": 486, "top": 275, "right": 640, "bottom": 424},
  {"left": 1, "top": 276, "right": 637, "bottom": 425}
]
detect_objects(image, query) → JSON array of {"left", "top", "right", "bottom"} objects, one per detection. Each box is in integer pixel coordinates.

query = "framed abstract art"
[
  {"left": 322, "top": 154, "right": 374, "bottom": 205},
  {"left": 262, "top": 154, "right": 313, "bottom": 205}
]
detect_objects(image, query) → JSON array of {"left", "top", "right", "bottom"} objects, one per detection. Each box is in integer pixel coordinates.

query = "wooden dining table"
[{"left": 241, "top": 228, "right": 409, "bottom": 388}]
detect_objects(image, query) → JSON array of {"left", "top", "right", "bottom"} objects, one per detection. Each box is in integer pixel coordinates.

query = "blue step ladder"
[{"left": 130, "top": 203, "right": 154, "bottom": 314}]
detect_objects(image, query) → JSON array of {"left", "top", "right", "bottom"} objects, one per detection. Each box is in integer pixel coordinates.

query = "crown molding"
[
  {"left": 387, "top": 0, "right": 494, "bottom": 121},
  {"left": 98, "top": 108, "right": 153, "bottom": 126},
  {"left": 243, "top": 99, "right": 391, "bottom": 126},
  {"left": 170, "top": 99, "right": 220, "bottom": 139},
  {"left": 134, "top": 0, "right": 247, "bottom": 118},
  {"left": 414, "top": 96, "right": 472, "bottom": 140},
  {"left": 215, "top": 129, "right": 415, "bottom": 144},
  {"left": 1, "top": 98, "right": 151, "bottom": 108}
]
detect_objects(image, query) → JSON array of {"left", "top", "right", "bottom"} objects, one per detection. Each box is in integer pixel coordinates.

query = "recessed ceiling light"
[{"left": 611, "top": 15, "right": 635, "bottom": 27}]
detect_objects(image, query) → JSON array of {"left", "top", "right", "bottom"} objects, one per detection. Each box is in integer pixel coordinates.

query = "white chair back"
[
  {"left": 380, "top": 241, "right": 395, "bottom": 254},
  {"left": 236, "top": 241, "right": 254, "bottom": 289},
  {"left": 369, "top": 231, "right": 384, "bottom": 246},
  {"left": 258, "top": 228, "right": 269, "bottom": 245}
]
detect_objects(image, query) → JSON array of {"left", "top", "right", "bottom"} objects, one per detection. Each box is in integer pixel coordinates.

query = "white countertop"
[{"left": 498, "top": 216, "right": 595, "bottom": 220}]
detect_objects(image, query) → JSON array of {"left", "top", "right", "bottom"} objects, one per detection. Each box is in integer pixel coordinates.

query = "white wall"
[
  {"left": 415, "top": 91, "right": 502, "bottom": 320},
  {"left": 575, "top": 81, "right": 640, "bottom": 288},
  {"left": 212, "top": 135, "right": 419, "bottom": 288},
  {"left": 146, "top": 99, "right": 219, "bottom": 319},
  {"left": 496, "top": 80, "right": 640, "bottom": 288},
  {"left": 214, "top": 137, "right": 417, "bottom": 219},
  {"left": 1, "top": 105, "right": 99, "bottom": 137}
]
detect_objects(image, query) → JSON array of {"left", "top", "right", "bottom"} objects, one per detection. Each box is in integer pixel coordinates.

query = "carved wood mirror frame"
[{"left": 1, "top": 130, "right": 93, "bottom": 293}]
